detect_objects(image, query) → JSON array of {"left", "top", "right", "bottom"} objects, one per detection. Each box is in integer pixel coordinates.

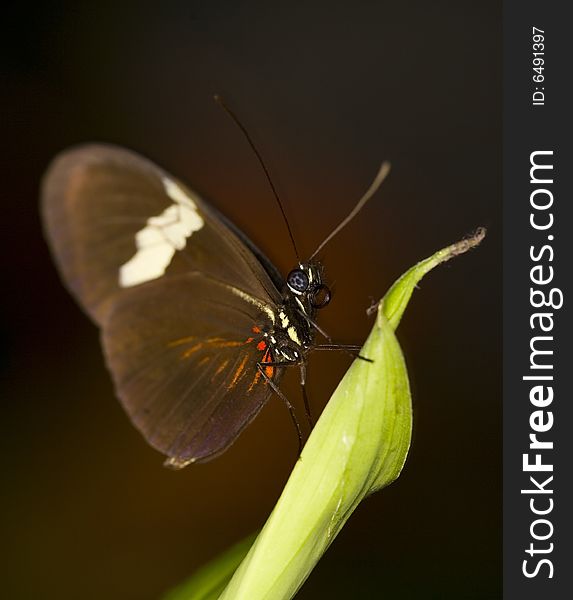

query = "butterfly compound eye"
[
  {"left": 287, "top": 269, "right": 309, "bottom": 293},
  {"left": 311, "top": 284, "right": 331, "bottom": 309}
]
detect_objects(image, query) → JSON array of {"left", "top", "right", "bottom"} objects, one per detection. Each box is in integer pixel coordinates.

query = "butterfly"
[{"left": 41, "top": 131, "right": 389, "bottom": 469}]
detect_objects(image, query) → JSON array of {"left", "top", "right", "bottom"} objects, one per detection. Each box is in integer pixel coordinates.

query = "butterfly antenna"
[
  {"left": 214, "top": 94, "right": 301, "bottom": 263},
  {"left": 309, "top": 161, "right": 391, "bottom": 261}
]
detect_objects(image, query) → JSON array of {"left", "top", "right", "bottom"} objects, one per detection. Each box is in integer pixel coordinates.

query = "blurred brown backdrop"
[{"left": 2, "top": 2, "right": 501, "bottom": 598}]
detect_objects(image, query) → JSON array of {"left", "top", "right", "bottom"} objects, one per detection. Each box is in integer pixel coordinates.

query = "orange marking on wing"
[
  {"left": 206, "top": 337, "right": 244, "bottom": 348},
  {"left": 262, "top": 348, "right": 274, "bottom": 378},
  {"left": 245, "top": 337, "right": 254, "bottom": 344},
  {"left": 181, "top": 343, "right": 203, "bottom": 358},
  {"left": 257, "top": 341, "right": 267, "bottom": 351},
  {"left": 198, "top": 356, "right": 211, "bottom": 366},
  {"left": 248, "top": 369, "right": 261, "bottom": 392},
  {"left": 248, "top": 348, "right": 275, "bottom": 392},
  {"left": 211, "top": 359, "right": 229, "bottom": 382},
  {"left": 168, "top": 335, "right": 196, "bottom": 347},
  {"left": 252, "top": 325, "right": 261, "bottom": 334},
  {"left": 228, "top": 354, "right": 249, "bottom": 390}
]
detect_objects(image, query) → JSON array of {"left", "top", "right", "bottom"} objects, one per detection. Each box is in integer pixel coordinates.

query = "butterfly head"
[{"left": 286, "top": 262, "right": 331, "bottom": 312}]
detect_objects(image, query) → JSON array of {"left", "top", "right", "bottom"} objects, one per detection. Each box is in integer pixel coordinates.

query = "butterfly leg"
[
  {"left": 298, "top": 361, "right": 314, "bottom": 429},
  {"left": 295, "top": 309, "right": 332, "bottom": 342},
  {"left": 256, "top": 363, "right": 304, "bottom": 457},
  {"left": 311, "top": 344, "right": 374, "bottom": 363},
  {"left": 259, "top": 354, "right": 314, "bottom": 430}
]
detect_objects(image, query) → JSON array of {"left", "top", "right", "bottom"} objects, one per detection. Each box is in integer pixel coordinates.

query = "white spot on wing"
[{"left": 119, "top": 177, "right": 204, "bottom": 287}]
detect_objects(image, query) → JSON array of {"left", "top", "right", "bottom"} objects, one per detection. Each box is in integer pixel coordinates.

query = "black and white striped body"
[{"left": 263, "top": 262, "right": 328, "bottom": 364}]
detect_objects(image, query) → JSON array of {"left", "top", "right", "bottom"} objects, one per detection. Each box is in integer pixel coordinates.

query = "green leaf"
[
  {"left": 218, "top": 305, "right": 410, "bottom": 600},
  {"left": 380, "top": 227, "right": 486, "bottom": 329},
  {"left": 163, "top": 228, "right": 486, "bottom": 600}
]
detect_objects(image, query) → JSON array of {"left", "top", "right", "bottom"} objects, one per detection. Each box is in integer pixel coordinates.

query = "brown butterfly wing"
[
  {"left": 41, "top": 144, "right": 287, "bottom": 465},
  {"left": 41, "top": 143, "right": 281, "bottom": 326},
  {"left": 102, "top": 272, "right": 282, "bottom": 466}
]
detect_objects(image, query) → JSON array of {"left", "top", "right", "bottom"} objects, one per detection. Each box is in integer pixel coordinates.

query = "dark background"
[{"left": 2, "top": 2, "right": 501, "bottom": 599}]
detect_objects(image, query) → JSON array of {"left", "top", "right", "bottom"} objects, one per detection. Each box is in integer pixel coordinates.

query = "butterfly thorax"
[{"left": 260, "top": 261, "right": 331, "bottom": 364}]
